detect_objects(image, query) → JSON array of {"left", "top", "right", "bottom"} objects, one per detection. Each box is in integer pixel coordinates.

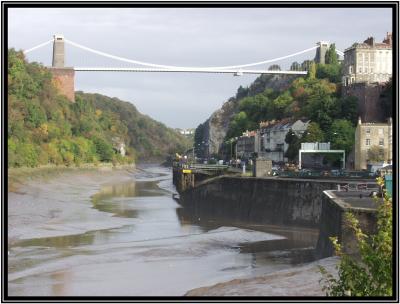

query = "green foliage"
[
  {"left": 268, "top": 64, "right": 281, "bottom": 71},
  {"left": 290, "top": 61, "right": 301, "bottom": 71},
  {"left": 325, "top": 44, "right": 339, "bottom": 65},
  {"left": 301, "top": 122, "right": 325, "bottom": 142},
  {"left": 335, "top": 96, "right": 358, "bottom": 125},
  {"left": 367, "top": 145, "right": 385, "bottom": 163},
  {"left": 307, "top": 62, "right": 317, "bottom": 80},
  {"left": 224, "top": 65, "right": 357, "bottom": 156},
  {"left": 319, "top": 178, "right": 392, "bottom": 296},
  {"left": 7, "top": 48, "right": 189, "bottom": 167},
  {"left": 327, "top": 119, "right": 355, "bottom": 155},
  {"left": 93, "top": 137, "right": 114, "bottom": 162},
  {"left": 317, "top": 63, "right": 342, "bottom": 83},
  {"left": 226, "top": 111, "right": 251, "bottom": 139},
  {"left": 271, "top": 91, "right": 293, "bottom": 119}
]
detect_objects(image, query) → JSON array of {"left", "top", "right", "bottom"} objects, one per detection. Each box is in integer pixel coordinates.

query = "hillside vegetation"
[
  {"left": 195, "top": 44, "right": 379, "bottom": 161},
  {"left": 7, "top": 49, "right": 190, "bottom": 168}
]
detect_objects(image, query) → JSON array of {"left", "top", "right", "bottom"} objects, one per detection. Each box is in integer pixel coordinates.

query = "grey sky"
[{"left": 8, "top": 7, "right": 392, "bottom": 128}]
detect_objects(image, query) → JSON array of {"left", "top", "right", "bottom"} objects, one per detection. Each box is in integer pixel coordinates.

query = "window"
[
  {"left": 370, "top": 68, "right": 373, "bottom": 73},
  {"left": 365, "top": 67, "right": 368, "bottom": 73},
  {"left": 366, "top": 139, "right": 371, "bottom": 146},
  {"left": 379, "top": 138, "right": 384, "bottom": 146},
  {"left": 378, "top": 128, "right": 384, "bottom": 135},
  {"left": 366, "top": 128, "right": 371, "bottom": 134},
  {"left": 359, "top": 67, "right": 363, "bottom": 73}
]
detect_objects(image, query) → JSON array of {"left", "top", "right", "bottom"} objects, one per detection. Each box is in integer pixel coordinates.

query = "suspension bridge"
[
  {"left": 22, "top": 34, "right": 344, "bottom": 101},
  {"left": 24, "top": 34, "right": 344, "bottom": 75}
]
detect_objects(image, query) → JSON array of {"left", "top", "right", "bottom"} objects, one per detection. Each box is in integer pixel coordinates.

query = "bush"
[
  {"left": 93, "top": 137, "right": 114, "bottom": 162},
  {"left": 319, "top": 178, "right": 393, "bottom": 296}
]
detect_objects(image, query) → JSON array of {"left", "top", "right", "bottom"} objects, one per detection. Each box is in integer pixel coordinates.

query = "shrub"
[{"left": 319, "top": 178, "right": 392, "bottom": 296}]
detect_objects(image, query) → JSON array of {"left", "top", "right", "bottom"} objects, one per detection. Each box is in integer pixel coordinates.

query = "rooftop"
[
  {"left": 331, "top": 190, "right": 379, "bottom": 210},
  {"left": 344, "top": 33, "right": 392, "bottom": 53}
]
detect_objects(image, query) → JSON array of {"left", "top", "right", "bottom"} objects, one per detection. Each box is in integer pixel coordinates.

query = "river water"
[{"left": 8, "top": 165, "right": 320, "bottom": 296}]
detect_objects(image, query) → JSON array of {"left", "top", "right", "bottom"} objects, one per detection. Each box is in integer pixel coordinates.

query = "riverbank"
[
  {"left": 8, "top": 163, "right": 136, "bottom": 193},
  {"left": 8, "top": 166, "right": 136, "bottom": 244},
  {"left": 185, "top": 256, "right": 338, "bottom": 296},
  {"left": 8, "top": 165, "right": 339, "bottom": 296}
]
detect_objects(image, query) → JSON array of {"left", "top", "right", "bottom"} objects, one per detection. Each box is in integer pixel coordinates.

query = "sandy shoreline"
[{"left": 8, "top": 166, "right": 137, "bottom": 244}]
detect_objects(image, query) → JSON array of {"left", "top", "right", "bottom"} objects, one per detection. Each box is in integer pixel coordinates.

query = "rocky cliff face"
[{"left": 198, "top": 74, "right": 298, "bottom": 156}]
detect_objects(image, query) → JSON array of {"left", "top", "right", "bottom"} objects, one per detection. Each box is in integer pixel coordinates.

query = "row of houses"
[
  {"left": 236, "top": 119, "right": 310, "bottom": 163},
  {"left": 235, "top": 116, "right": 393, "bottom": 170}
]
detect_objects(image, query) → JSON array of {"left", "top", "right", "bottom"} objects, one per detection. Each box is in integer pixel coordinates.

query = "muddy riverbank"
[
  {"left": 8, "top": 166, "right": 136, "bottom": 244},
  {"left": 7, "top": 165, "right": 337, "bottom": 296}
]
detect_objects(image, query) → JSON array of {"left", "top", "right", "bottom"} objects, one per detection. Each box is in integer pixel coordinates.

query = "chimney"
[
  {"left": 383, "top": 32, "right": 392, "bottom": 45},
  {"left": 363, "top": 37, "right": 375, "bottom": 46}
]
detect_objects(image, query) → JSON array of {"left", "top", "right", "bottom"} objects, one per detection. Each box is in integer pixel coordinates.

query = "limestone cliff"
[{"left": 197, "top": 74, "right": 298, "bottom": 156}]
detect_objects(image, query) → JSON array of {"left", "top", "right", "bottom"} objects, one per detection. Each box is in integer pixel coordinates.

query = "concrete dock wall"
[
  {"left": 177, "top": 175, "right": 377, "bottom": 257},
  {"left": 315, "top": 190, "right": 377, "bottom": 258},
  {"left": 179, "top": 176, "right": 348, "bottom": 228}
]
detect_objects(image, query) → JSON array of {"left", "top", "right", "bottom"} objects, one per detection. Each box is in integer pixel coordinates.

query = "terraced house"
[
  {"left": 354, "top": 117, "right": 393, "bottom": 170},
  {"left": 259, "top": 119, "right": 310, "bottom": 162}
]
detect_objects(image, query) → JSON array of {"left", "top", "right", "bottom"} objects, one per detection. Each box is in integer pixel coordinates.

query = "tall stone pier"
[{"left": 49, "top": 34, "right": 75, "bottom": 102}]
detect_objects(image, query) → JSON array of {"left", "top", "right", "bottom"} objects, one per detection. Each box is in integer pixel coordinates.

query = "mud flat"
[
  {"left": 8, "top": 166, "right": 136, "bottom": 244},
  {"left": 185, "top": 256, "right": 338, "bottom": 296},
  {"left": 8, "top": 165, "right": 338, "bottom": 296}
]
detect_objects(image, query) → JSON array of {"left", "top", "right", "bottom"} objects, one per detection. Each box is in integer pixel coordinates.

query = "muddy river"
[{"left": 8, "top": 165, "right": 329, "bottom": 296}]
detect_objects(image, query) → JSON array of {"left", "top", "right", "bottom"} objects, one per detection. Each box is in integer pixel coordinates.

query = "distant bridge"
[
  {"left": 22, "top": 34, "right": 344, "bottom": 101},
  {"left": 24, "top": 34, "right": 344, "bottom": 76}
]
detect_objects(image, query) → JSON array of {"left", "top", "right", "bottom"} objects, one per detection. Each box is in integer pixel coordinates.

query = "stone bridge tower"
[
  {"left": 315, "top": 41, "right": 330, "bottom": 64},
  {"left": 49, "top": 34, "right": 75, "bottom": 102}
]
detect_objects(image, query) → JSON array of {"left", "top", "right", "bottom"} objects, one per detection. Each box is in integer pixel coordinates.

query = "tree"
[
  {"left": 236, "top": 85, "right": 249, "bottom": 99},
  {"left": 268, "top": 64, "right": 281, "bottom": 71},
  {"left": 317, "top": 63, "right": 342, "bottom": 83},
  {"left": 284, "top": 129, "right": 301, "bottom": 161},
  {"left": 301, "top": 60, "right": 314, "bottom": 71},
  {"left": 93, "top": 137, "right": 114, "bottom": 162},
  {"left": 367, "top": 145, "right": 385, "bottom": 163},
  {"left": 335, "top": 96, "right": 359, "bottom": 125},
  {"left": 319, "top": 178, "right": 392, "bottom": 296},
  {"left": 328, "top": 119, "right": 355, "bottom": 155},
  {"left": 226, "top": 111, "right": 251, "bottom": 138},
  {"left": 307, "top": 62, "right": 317, "bottom": 80},
  {"left": 301, "top": 122, "right": 325, "bottom": 143},
  {"left": 325, "top": 44, "right": 339, "bottom": 65},
  {"left": 271, "top": 91, "right": 293, "bottom": 119},
  {"left": 290, "top": 61, "right": 301, "bottom": 71}
]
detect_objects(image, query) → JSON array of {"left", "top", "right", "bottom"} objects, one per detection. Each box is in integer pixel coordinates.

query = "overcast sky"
[{"left": 8, "top": 7, "right": 392, "bottom": 128}]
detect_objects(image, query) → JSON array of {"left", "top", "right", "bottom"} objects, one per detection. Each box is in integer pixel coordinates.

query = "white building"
[
  {"left": 342, "top": 33, "right": 392, "bottom": 86},
  {"left": 259, "top": 119, "right": 309, "bottom": 162},
  {"left": 176, "top": 128, "right": 195, "bottom": 136}
]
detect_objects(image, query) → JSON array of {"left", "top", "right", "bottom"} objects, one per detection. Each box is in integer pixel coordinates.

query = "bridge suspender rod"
[{"left": 64, "top": 38, "right": 319, "bottom": 70}]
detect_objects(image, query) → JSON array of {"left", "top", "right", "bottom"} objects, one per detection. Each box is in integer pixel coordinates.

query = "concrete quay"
[{"left": 173, "top": 171, "right": 379, "bottom": 258}]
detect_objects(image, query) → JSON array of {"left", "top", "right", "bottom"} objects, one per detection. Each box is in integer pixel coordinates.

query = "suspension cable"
[
  {"left": 64, "top": 38, "right": 319, "bottom": 70},
  {"left": 23, "top": 39, "right": 53, "bottom": 54},
  {"left": 335, "top": 49, "right": 344, "bottom": 56}
]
